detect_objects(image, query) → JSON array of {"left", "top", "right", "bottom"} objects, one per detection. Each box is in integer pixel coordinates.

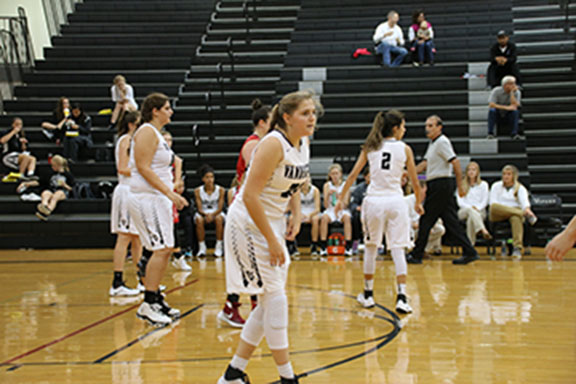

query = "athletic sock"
[
  {"left": 230, "top": 355, "right": 249, "bottom": 371},
  {"left": 364, "top": 278, "right": 374, "bottom": 299},
  {"left": 398, "top": 283, "right": 407, "bottom": 296},
  {"left": 144, "top": 290, "right": 159, "bottom": 304},
  {"left": 113, "top": 271, "right": 123, "bottom": 288},
  {"left": 227, "top": 293, "right": 240, "bottom": 303},
  {"left": 320, "top": 240, "right": 327, "bottom": 250},
  {"left": 27, "top": 170, "right": 34, "bottom": 177},
  {"left": 277, "top": 362, "right": 294, "bottom": 379},
  {"left": 345, "top": 241, "right": 352, "bottom": 250},
  {"left": 250, "top": 295, "right": 258, "bottom": 302}
]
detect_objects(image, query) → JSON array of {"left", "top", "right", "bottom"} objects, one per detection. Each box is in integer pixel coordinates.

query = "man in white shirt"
[{"left": 373, "top": 11, "right": 408, "bottom": 68}]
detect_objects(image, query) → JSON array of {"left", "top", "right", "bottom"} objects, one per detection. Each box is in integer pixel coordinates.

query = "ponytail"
[{"left": 363, "top": 109, "right": 405, "bottom": 152}]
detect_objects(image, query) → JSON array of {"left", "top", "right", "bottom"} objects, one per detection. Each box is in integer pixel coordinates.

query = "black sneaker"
[
  {"left": 452, "top": 254, "right": 479, "bottom": 265},
  {"left": 310, "top": 243, "right": 319, "bottom": 258},
  {"left": 220, "top": 365, "right": 251, "bottom": 384},
  {"left": 406, "top": 253, "right": 422, "bottom": 264},
  {"left": 281, "top": 377, "right": 299, "bottom": 384}
]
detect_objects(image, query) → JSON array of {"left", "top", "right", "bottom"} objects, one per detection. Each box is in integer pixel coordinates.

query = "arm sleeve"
[
  {"left": 490, "top": 44, "right": 499, "bottom": 64},
  {"left": 373, "top": 24, "right": 384, "bottom": 44},
  {"left": 518, "top": 185, "right": 530, "bottom": 211},
  {"left": 78, "top": 116, "right": 92, "bottom": 135},
  {"left": 428, "top": 25, "right": 434, "bottom": 39},
  {"left": 515, "top": 90, "right": 522, "bottom": 106},
  {"left": 126, "top": 85, "right": 134, "bottom": 100},
  {"left": 489, "top": 183, "right": 499, "bottom": 205},
  {"left": 397, "top": 26, "right": 405, "bottom": 46},
  {"left": 111, "top": 86, "right": 118, "bottom": 102},
  {"left": 479, "top": 182, "right": 490, "bottom": 210},
  {"left": 488, "top": 88, "right": 498, "bottom": 104}
]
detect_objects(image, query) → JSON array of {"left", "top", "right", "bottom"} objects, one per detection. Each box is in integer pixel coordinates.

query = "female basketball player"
[
  {"left": 287, "top": 176, "right": 321, "bottom": 257},
  {"left": 336, "top": 110, "right": 423, "bottom": 314},
  {"left": 218, "top": 99, "right": 270, "bottom": 328},
  {"left": 127, "top": 93, "right": 188, "bottom": 326},
  {"left": 319, "top": 163, "right": 353, "bottom": 256},
  {"left": 194, "top": 164, "right": 225, "bottom": 257},
  {"left": 218, "top": 91, "right": 320, "bottom": 384},
  {"left": 109, "top": 111, "right": 142, "bottom": 297}
]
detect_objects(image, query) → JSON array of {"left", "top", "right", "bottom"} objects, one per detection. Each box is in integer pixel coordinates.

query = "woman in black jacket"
[{"left": 63, "top": 102, "right": 93, "bottom": 162}]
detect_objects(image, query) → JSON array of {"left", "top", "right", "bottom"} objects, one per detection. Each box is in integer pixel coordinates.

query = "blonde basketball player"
[
  {"left": 336, "top": 110, "right": 423, "bottom": 314},
  {"left": 109, "top": 111, "right": 142, "bottom": 297},
  {"left": 218, "top": 91, "right": 321, "bottom": 384},
  {"left": 127, "top": 93, "right": 188, "bottom": 326}
]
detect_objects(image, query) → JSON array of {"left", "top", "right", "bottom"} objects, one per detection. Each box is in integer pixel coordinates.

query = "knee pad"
[
  {"left": 363, "top": 244, "right": 378, "bottom": 275},
  {"left": 263, "top": 293, "right": 289, "bottom": 350},
  {"left": 391, "top": 248, "right": 407, "bottom": 276},
  {"left": 240, "top": 303, "right": 265, "bottom": 347}
]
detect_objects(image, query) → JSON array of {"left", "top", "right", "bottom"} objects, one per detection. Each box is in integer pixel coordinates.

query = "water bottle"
[{"left": 331, "top": 193, "right": 337, "bottom": 206}]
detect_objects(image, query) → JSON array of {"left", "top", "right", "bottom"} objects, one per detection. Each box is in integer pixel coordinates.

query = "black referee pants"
[{"left": 413, "top": 178, "right": 477, "bottom": 258}]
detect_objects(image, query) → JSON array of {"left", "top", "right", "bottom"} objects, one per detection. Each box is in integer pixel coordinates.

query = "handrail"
[
  {"left": 192, "top": 123, "right": 201, "bottom": 161},
  {"left": 243, "top": 0, "right": 251, "bottom": 44},
  {"left": 216, "top": 62, "right": 226, "bottom": 111},
  {"left": 42, "top": 0, "right": 83, "bottom": 37},
  {"left": 205, "top": 91, "right": 214, "bottom": 140},
  {"left": 226, "top": 37, "right": 236, "bottom": 82}
]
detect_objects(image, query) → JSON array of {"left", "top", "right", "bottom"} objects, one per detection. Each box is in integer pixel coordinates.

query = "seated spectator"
[
  {"left": 488, "top": 76, "right": 521, "bottom": 140},
  {"left": 319, "top": 163, "right": 353, "bottom": 256},
  {"left": 349, "top": 167, "right": 370, "bottom": 255},
  {"left": 227, "top": 175, "right": 239, "bottom": 207},
  {"left": 489, "top": 164, "right": 538, "bottom": 259},
  {"left": 41, "top": 97, "right": 70, "bottom": 143},
  {"left": 408, "top": 10, "right": 435, "bottom": 66},
  {"left": 487, "top": 30, "right": 521, "bottom": 88},
  {"left": 404, "top": 177, "right": 445, "bottom": 256},
  {"left": 373, "top": 10, "right": 408, "bottom": 68},
  {"left": 1, "top": 117, "right": 37, "bottom": 180},
  {"left": 194, "top": 164, "right": 225, "bottom": 258},
  {"left": 63, "top": 103, "right": 93, "bottom": 162},
  {"left": 109, "top": 75, "right": 138, "bottom": 131},
  {"left": 35, "top": 155, "right": 75, "bottom": 220},
  {"left": 457, "top": 161, "right": 491, "bottom": 244},
  {"left": 287, "top": 177, "right": 320, "bottom": 258}
]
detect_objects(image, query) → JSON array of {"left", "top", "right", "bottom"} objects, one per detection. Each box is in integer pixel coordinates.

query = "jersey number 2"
[{"left": 381, "top": 152, "right": 392, "bottom": 170}]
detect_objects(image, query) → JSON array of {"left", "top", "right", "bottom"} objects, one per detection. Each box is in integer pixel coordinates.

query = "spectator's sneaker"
[
  {"left": 511, "top": 247, "right": 522, "bottom": 260},
  {"left": 37, "top": 203, "right": 51, "bottom": 216},
  {"left": 320, "top": 248, "right": 327, "bottom": 257},
  {"left": 218, "top": 365, "right": 251, "bottom": 384},
  {"left": 21, "top": 193, "right": 42, "bottom": 202},
  {"left": 310, "top": 244, "right": 320, "bottom": 258},
  {"left": 406, "top": 253, "right": 423, "bottom": 264},
  {"left": 159, "top": 297, "right": 180, "bottom": 319},
  {"left": 19, "top": 174, "right": 39, "bottom": 182},
  {"left": 42, "top": 128, "right": 54, "bottom": 140},
  {"left": 217, "top": 300, "right": 245, "bottom": 328},
  {"left": 487, "top": 134, "right": 495, "bottom": 139},
  {"left": 452, "top": 254, "right": 479, "bottom": 265},
  {"left": 109, "top": 284, "right": 140, "bottom": 297},
  {"left": 35, "top": 211, "right": 48, "bottom": 221},
  {"left": 137, "top": 302, "right": 172, "bottom": 327},
  {"left": 214, "top": 241, "right": 224, "bottom": 257},
  {"left": 527, "top": 215, "right": 538, "bottom": 226},
  {"left": 345, "top": 248, "right": 353, "bottom": 257},
  {"left": 524, "top": 246, "right": 532, "bottom": 256},
  {"left": 396, "top": 294, "right": 413, "bottom": 314},
  {"left": 357, "top": 293, "right": 375, "bottom": 309},
  {"left": 412, "top": 62, "right": 420, "bottom": 67},
  {"left": 197, "top": 242, "right": 207, "bottom": 257},
  {"left": 171, "top": 257, "right": 192, "bottom": 271}
]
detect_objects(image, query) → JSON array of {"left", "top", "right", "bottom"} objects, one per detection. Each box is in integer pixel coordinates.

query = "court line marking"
[
  {"left": 0, "top": 259, "right": 111, "bottom": 264},
  {"left": 93, "top": 304, "right": 204, "bottom": 364},
  {"left": 0, "top": 278, "right": 199, "bottom": 366}
]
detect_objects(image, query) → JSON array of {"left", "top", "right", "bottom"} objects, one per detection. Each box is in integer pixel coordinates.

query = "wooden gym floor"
[{"left": 0, "top": 247, "right": 575, "bottom": 384}]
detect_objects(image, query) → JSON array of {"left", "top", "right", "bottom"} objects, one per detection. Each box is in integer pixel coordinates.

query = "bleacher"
[{"left": 0, "top": 0, "right": 573, "bottom": 248}]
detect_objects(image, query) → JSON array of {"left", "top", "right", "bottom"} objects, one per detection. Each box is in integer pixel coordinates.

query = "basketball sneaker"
[
  {"left": 171, "top": 257, "right": 192, "bottom": 271},
  {"left": 217, "top": 301, "right": 245, "bottom": 328},
  {"left": 214, "top": 241, "right": 224, "bottom": 257},
  {"left": 320, "top": 247, "right": 327, "bottom": 257},
  {"left": 109, "top": 284, "right": 140, "bottom": 297},
  {"left": 310, "top": 243, "right": 319, "bottom": 258},
  {"left": 218, "top": 365, "right": 251, "bottom": 384},
  {"left": 159, "top": 295, "right": 180, "bottom": 318},
  {"left": 345, "top": 248, "right": 353, "bottom": 257},
  {"left": 197, "top": 242, "right": 207, "bottom": 257},
  {"left": 395, "top": 294, "right": 413, "bottom": 314},
  {"left": 357, "top": 293, "right": 375, "bottom": 308},
  {"left": 137, "top": 302, "right": 172, "bottom": 327},
  {"left": 281, "top": 377, "right": 299, "bottom": 384}
]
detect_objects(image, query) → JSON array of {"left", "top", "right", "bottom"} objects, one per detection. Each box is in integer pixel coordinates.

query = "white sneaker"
[
  {"left": 320, "top": 248, "right": 327, "bottom": 257},
  {"left": 197, "top": 242, "right": 207, "bottom": 257},
  {"left": 214, "top": 241, "right": 223, "bottom": 257},
  {"left": 171, "top": 257, "right": 192, "bottom": 271},
  {"left": 20, "top": 193, "right": 42, "bottom": 202},
  {"left": 357, "top": 293, "right": 375, "bottom": 308},
  {"left": 396, "top": 296, "right": 413, "bottom": 314},
  {"left": 137, "top": 302, "right": 172, "bottom": 327},
  {"left": 109, "top": 284, "right": 140, "bottom": 297},
  {"left": 217, "top": 373, "right": 250, "bottom": 384},
  {"left": 345, "top": 248, "right": 353, "bottom": 257},
  {"left": 512, "top": 247, "right": 522, "bottom": 260},
  {"left": 159, "top": 297, "right": 181, "bottom": 318}
]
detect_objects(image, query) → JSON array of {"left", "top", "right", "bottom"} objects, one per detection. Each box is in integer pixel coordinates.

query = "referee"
[{"left": 407, "top": 115, "right": 479, "bottom": 265}]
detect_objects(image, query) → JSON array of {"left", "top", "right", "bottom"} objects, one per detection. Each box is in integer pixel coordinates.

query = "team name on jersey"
[{"left": 284, "top": 164, "right": 309, "bottom": 180}]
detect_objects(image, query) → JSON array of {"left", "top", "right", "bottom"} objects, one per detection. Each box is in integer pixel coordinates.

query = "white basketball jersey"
[
  {"left": 236, "top": 130, "right": 310, "bottom": 220},
  {"left": 199, "top": 185, "right": 221, "bottom": 214},
  {"left": 300, "top": 186, "right": 316, "bottom": 215},
  {"left": 115, "top": 134, "right": 130, "bottom": 185},
  {"left": 326, "top": 181, "right": 344, "bottom": 207},
  {"left": 128, "top": 123, "right": 174, "bottom": 195},
  {"left": 367, "top": 139, "right": 406, "bottom": 197}
]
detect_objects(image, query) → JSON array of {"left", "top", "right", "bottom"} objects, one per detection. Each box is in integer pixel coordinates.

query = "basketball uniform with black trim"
[
  {"left": 225, "top": 130, "right": 309, "bottom": 294},
  {"left": 300, "top": 186, "right": 317, "bottom": 219},
  {"left": 195, "top": 185, "right": 225, "bottom": 220},
  {"left": 324, "top": 181, "right": 351, "bottom": 222},
  {"left": 362, "top": 139, "right": 411, "bottom": 249},
  {"left": 111, "top": 134, "right": 137, "bottom": 234},
  {"left": 127, "top": 124, "right": 175, "bottom": 251}
]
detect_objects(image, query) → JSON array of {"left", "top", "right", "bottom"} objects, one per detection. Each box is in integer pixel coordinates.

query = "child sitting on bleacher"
[
  {"left": 194, "top": 164, "right": 225, "bottom": 257},
  {"left": 35, "top": 155, "right": 75, "bottom": 221}
]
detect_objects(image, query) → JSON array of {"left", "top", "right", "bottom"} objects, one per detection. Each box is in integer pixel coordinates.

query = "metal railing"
[
  {"left": 42, "top": 0, "right": 83, "bottom": 37},
  {"left": 0, "top": 7, "right": 35, "bottom": 111}
]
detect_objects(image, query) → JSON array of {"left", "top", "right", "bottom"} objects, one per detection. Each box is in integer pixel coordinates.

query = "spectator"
[
  {"left": 373, "top": 10, "right": 408, "bottom": 68},
  {"left": 1, "top": 117, "right": 37, "bottom": 180},
  {"left": 287, "top": 177, "right": 320, "bottom": 258},
  {"left": 489, "top": 164, "right": 538, "bottom": 259},
  {"left": 408, "top": 10, "right": 435, "bottom": 66},
  {"left": 488, "top": 76, "right": 521, "bottom": 140},
  {"left": 457, "top": 161, "right": 491, "bottom": 244},
  {"left": 194, "top": 164, "right": 225, "bottom": 258},
  {"left": 487, "top": 30, "right": 521, "bottom": 88},
  {"left": 109, "top": 75, "right": 138, "bottom": 131},
  {"left": 319, "top": 163, "right": 353, "bottom": 256},
  {"left": 349, "top": 167, "right": 370, "bottom": 255},
  {"left": 404, "top": 177, "right": 445, "bottom": 256},
  {"left": 41, "top": 97, "right": 70, "bottom": 143},
  {"left": 63, "top": 103, "right": 93, "bottom": 162},
  {"left": 35, "top": 155, "right": 75, "bottom": 221}
]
